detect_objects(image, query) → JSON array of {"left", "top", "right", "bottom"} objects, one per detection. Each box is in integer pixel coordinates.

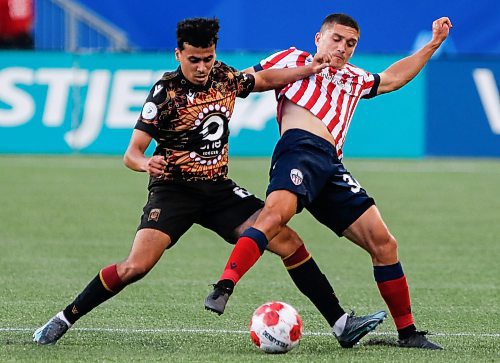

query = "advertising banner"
[
  {"left": 426, "top": 60, "right": 500, "bottom": 157},
  {"left": 0, "top": 52, "right": 424, "bottom": 157}
]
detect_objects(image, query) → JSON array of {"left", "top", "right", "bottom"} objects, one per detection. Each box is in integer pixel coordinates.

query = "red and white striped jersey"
[{"left": 255, "top": 47, "right": 380, "bottom": 159}]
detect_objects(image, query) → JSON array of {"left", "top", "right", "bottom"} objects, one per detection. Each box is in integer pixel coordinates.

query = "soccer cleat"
[
  {"left": 204, "top": 283, "right": 233, "bottom": 315},
  {"left": 33, "top": 315, "right": 69, "bottom": 345},
  {"left": 398, "top": 330, "right": 443, "bottom": 350},
  {"left": 334, "top": 310, "right": 387, "bottom": 348}
]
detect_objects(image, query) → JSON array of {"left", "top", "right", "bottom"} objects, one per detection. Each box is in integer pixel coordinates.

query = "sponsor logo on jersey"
[
  {"left": 290, "top": 169, "right": 303, "bottom": 186},
  {"left": 148, "top": 208, "right": 161, "bottom": 222},
  {"left": 320, "top": 69, "right": 352, "bottom": 93},
  {"left": 188, "top": 103, "right": 230, "bottom": 166},
  {"left": 141, "top": 102, "right": 157, "bottom": 120}
]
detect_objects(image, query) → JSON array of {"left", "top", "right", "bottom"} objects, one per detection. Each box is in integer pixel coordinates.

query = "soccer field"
[{"left": 1, "top": 155, "right": 499, "bottom": 362}]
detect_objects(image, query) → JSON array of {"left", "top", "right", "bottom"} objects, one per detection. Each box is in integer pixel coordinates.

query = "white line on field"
[{"left": 1, "top": 327, "right": 499, "bottom": 338}]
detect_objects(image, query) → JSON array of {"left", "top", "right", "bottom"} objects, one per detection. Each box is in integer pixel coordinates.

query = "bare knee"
[
  {"left": 117, "top": 260, "right": 152, "bottom": 284},
  {"left": 254, "top": 208, "right": 288, "bottom": 240},
  {"left": 267, "top": 226, "right": 304, "bottom": 258}
]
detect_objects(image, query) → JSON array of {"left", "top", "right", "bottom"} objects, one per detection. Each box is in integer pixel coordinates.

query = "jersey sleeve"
[
  {"left": 226, "top": 65, "right": 256, "bottom": 98},
  {"left": 134, "top": 81, "right": 166, "bottom": 138},
  {"left": 360, "top": 73, "right": 380, "bottom": 99},
  {"left": 253, "top": 47, "right": 310, "bottom": 72}
]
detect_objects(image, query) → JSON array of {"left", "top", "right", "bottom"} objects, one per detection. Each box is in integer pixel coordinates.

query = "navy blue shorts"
[{"left": 266, "top": 129, "right": 375, "bottom": 236}]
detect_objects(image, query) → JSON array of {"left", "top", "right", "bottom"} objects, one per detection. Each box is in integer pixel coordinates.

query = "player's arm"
[
  {"left": 242, "top": 66, "right": 254, "bottom": 74},
  {"left": 377, "top": 17, "right": 452, "bottom": 95},
  {"left": 251, "top": 51, "right": 332, "bottom": 92},
  {"left": 123, "top": 129, "right": 166, "bottom": 177}
]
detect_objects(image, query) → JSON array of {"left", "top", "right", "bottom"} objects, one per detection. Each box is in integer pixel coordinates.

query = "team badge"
[
  {"left": 141, "top": 102, "right": 158, "bottom": 120},
  {"left": 148, "top": 208, "right": 161, "bottom": 222},
  {"left": 290, "top": 169, "right": 303, "bottom": 186}
]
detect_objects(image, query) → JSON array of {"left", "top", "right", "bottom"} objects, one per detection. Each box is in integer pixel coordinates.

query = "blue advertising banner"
[
  {"left": 345, "top": 55, "right": 425, "bottom": 158},
  {"left": 0, "top": 51, "right": 424, "bottom": 157},
  {"left": 426, "top": 60, "right": 500, "bottom": 157}
]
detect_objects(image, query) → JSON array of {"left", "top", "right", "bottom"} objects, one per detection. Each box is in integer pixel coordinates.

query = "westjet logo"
[
  {"left": 473, "top": 68, "right": 500, "bottom": 134},
  {"left": 0, "top": 67, "right": 276, "bottom": 150}
]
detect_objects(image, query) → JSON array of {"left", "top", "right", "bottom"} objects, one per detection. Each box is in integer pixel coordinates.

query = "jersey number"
[
  {"left": 233, "top": 187, "right": 253, "bottom": 198},
  {"left": 342, "top": 174, "right": 361, "bottom": 193}
]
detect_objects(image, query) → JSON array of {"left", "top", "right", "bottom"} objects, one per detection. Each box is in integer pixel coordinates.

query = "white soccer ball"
[{"left": 249, "top": 301, "right": 303, "bottom": 354}]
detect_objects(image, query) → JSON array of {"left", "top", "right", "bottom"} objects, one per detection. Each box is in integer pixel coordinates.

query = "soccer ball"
[{"left": 249, "top": 301, "right": 303, "bottom": 354}]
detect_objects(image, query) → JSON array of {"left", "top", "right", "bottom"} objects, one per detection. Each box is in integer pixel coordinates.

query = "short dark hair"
[
  {"left": 320, "top": 13, "right": 360, "bottom": 36},
  {"left": 176, "top": 17, "right": 220, "bottom": 50}
]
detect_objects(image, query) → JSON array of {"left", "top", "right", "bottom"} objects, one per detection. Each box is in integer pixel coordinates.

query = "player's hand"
[
  {"left": 311, "top": 51, "right": 333, "bottom": 73},
  {"left": 431, "top": 17, "right": 452, "bottom": 45},
  {"left": 145, "top": 155, "right": 167, "bottom": 177}
]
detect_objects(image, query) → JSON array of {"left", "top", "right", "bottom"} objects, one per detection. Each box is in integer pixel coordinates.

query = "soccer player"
[
  {"left": 205, "top": 14, "right": 452, "bottom": 350},
  {"left": 33, "top": 17, "right": 386, "bottom": 347}
]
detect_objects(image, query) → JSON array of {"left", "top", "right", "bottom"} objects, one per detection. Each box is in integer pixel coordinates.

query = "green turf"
[{"left": 0, "top": 155, "right": 499, "bottom": 362}]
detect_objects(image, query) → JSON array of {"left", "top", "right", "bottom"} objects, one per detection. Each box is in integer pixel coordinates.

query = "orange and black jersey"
[{"left": 135, "top": 61, "right": 255, "bottom": 184}]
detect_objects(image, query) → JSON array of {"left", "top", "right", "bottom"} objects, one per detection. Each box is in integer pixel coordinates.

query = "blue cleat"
[
  {"left": 334, "top": 310, "right": 387, "bottom": 348},
  {"left": 33, "top": 314, "right": 69, "bottom": 345}
]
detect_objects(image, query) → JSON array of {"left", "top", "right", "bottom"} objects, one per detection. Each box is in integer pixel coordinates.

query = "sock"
[
  {"left": 284, "top": 244, "right": 345, "bottom": 327},
  {"left": 374, "top": 262, "right": 416, "bottom": 337},
  {"left": 333, "top": 313, "right": 348, "bottom": 336},
  {"left": 398, "top": 324, "right": 417, "bottom": 340},
  {"left": 219, "top": 227, "right": 268, "bottom": 284},
  {"left": 216, "top": 279, "right": 235, "bottom": 294},
  {"left": 56, "top": 311, "right": 72, "bottom": 327},
  {"left": 63, "top": 264, "right": 125, "bottom": 324}
]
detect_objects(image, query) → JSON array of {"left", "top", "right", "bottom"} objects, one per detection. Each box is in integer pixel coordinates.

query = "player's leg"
[
  {"left": 266, "top": 225, "right": 386, "bottom": 348},
  {"left": 33, "top": 229, "right": 171, "bottom": 345},
  {"left": 218, "top": 189, "right": 362, "bottom": 330},
  {"left": 343, "top": 206, "right": 442, "bottom": 349},
  {"left": 203, "top": 178, "right": 386, "bottom": 348},
  {"left": 217, "top": 189, "right": 298, "bottom": 285},
  {"left": 205, "top": 188, "right": 342, "bottom": 321},
  {"left": 201, "top": 180, "right": 297, "bottom": 314},
  {"left": 34, "top": 184, "right": 197, "bottom": 345},
  {"left": 209, "top": 197, "right": 386, "bottom": 348},
  {"left": 207, "top": 129, "right": 317, "bottom": 293}
]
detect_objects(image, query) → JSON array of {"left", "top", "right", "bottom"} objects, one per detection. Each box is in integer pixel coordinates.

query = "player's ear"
[
  {"left": 175, "top": 48, "right": 180, "bottom": 61},
  {"left": 314, "top": 32, "right": 321, "bottom": 47}
]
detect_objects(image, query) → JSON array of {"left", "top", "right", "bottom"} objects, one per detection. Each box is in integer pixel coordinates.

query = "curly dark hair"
[{"left": 176, "top": 17, "right": 220, "bottom": 50}]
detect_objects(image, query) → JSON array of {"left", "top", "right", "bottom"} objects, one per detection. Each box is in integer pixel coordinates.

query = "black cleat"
[
  {"left": 204, "top": 282, "right": 233, "bottom": 315},
  {"left": 334, "top": 310, "right": 387, "bottom": 348},
  {"left": 398, "top": 330, "right": 443, "bottom": 350},
  {"left": 33, "top": 315, "right": 69, "bottom": 345}
]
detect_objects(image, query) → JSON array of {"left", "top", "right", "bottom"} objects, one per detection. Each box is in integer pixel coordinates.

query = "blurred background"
[{"left": 1, "top": 0, "right": 499, "bottom": 157}]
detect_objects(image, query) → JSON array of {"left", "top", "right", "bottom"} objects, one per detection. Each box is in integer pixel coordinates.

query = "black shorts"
[
  {"left": 138, "top": 179, "right": 264, "bottom": 247},
  {"left": 267, "top": 129, "right": 375, "bottom": 236}
]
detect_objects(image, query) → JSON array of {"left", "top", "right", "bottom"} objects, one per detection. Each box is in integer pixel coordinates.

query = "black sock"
[
  {"left": 287, "top": 257, "right": 346, "bottom": 326},
  {"left": 63, "top": 274, "right": 121, "bottom": 324},
  {"left": 398, "top": 324, "right": 417, "bottom": 339},
  {"left": 217, "top": 279, "right": 235, "bottom": 294}
]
